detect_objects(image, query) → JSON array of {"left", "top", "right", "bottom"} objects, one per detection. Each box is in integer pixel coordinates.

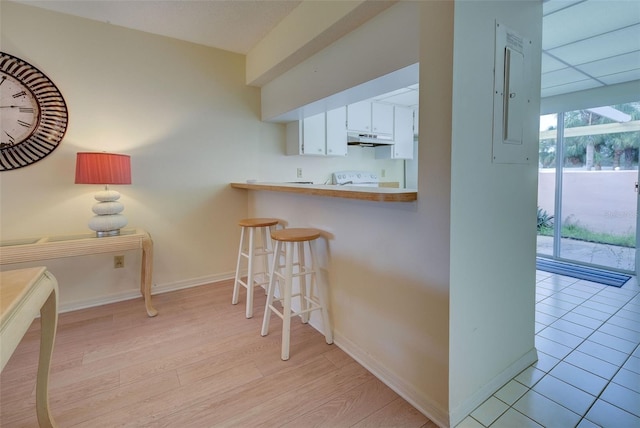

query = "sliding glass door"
[{"left": 537, "top": 102, "right": 640, "bottom": 275}]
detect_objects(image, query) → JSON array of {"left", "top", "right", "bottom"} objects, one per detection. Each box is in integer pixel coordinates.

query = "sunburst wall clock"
[{"left": 0, "top": 52, "right": 68, "bottom": 171}]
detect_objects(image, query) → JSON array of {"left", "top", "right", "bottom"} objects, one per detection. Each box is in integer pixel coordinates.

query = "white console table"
[
  {"left": 0, "top": 228, "right": 157, "bottom": 317},
  {"left": 1, "top": 267, "right": 59, "bottom": 427}
]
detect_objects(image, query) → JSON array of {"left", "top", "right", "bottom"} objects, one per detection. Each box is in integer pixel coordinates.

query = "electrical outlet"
[
  {"left": 114, "top": 255, "right": 124, "bottom": 268},
  {"left": 297, "top": 168, "right": 302, "bottom": 178},
  {"left": 381, "top": 169, "right": 386, "bottom": 178}
]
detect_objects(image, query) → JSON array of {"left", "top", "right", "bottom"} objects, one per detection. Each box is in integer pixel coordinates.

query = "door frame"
[{"left": 538, "top": 110, "right": 639, "bottom": 275}]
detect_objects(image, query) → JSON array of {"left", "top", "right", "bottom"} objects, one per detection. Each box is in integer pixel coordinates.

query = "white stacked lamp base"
[{"left": 88, "top": 189, "right": 128, "bottom": 237}]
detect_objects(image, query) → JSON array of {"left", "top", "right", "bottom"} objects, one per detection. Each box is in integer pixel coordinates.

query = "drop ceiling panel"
[
  {"left": 541, "top": 53, "right": 569, "bottom": 73},
  {"left": 540, "top": 0, "right": 639, "bottom": 101},
  {"left": 548, "top": 24, "right": 640, "bottom": 65},
  {"left": 541, "top": 79, "right": 604, "bottom": 98},
  {"left": 599, "top": 69, "right": 640, "bottom": 85},
  {"left": 543, "top": 2, "right": 640, "bottom": 49},
  {"left": 579, "top": 52, "right": 640, "bottom": 77},
  {"left": 542, "top": 68, "right": 592, "bottom": 88}
]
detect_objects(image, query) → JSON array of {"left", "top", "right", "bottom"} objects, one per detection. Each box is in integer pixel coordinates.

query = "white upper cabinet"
[
  {"left": 347, "top": 101, "right": 394, "bottom": 137},
  {"left": 375, "top": 106, "right": 414, "bottom": 160},
  {"left": 302, "top": 112, "right": 326, "bottom": 155},
  {"left": 286, "top": 107, "right": 347, "bottom": 156},
  {"left": 326, "top": 107, "right": 347, "bottom": 156},
  {"left": 393, "top": 106, "right": 415, "bottom": 158},
  {"left": 346, "top": 101, "right": 371, "bottom": 134},
  {"left": 371, "top": 103, "right": 394, "bottom": 136}
]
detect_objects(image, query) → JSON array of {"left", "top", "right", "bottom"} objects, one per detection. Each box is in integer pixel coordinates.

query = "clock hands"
[
  {"left": 0, "top": 106, "right": 35, "bottom": 114},
  {"left": 3, "top": 131, "right": 16, "bottom": 146}
]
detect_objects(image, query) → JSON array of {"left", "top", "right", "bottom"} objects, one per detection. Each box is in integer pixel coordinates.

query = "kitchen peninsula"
[
  {"left": 230, "top": 182, "right": 417, "bottom": 202},
  {"left": 231, "top": 175, "right": 429, "bottom": 426}
]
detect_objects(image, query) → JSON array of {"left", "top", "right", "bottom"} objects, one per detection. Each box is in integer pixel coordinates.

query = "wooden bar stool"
[
  {"left": 261, "top": 228, "right": 333, "bottom": 360},
  {"left": 232, "top": 218, "right": 281, "bottom": 318}
]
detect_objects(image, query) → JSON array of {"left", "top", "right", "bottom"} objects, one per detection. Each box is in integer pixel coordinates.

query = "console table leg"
[
  {"left": 141, "top": 235, "right": 157, "bottom": 317},
  {"left": 36, "top": 274, "right": 58, "bottom": 428}
]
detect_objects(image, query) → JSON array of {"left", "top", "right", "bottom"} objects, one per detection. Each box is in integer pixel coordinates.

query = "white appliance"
[
  {"left": 332, "top": 171, "right": 379, "bottom": 187},
  {"left": 347, "top": 133, "right": 394, "bottom": 146}
]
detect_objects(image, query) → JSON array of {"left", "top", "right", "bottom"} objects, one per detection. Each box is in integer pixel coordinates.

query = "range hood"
[{"left": 347, "top": 132, "right": 394, "bottom": 146}]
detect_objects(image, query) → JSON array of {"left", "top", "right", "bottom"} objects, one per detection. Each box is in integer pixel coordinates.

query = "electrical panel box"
[{"left": 492, "top": 22, "right": 532, "bottom": 164}]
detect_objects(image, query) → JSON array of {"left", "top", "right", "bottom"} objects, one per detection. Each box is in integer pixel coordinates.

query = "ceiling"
[
  {"left": 10, "top": 0, "right": 302, "bottom": 55},
  {"left": 9, "top": 0, "right": 640, "bottom": 106},
  {"left": 541, "top": 0, "right": 640, "bottom": 98},
  {"left": 370, "top": 0, "right": 640, "bottom": 108}
]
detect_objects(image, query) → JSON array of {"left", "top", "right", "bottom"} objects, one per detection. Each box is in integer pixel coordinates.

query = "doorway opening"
[{"left": 537, "top": 101, "right": 640, "bottom": 275}]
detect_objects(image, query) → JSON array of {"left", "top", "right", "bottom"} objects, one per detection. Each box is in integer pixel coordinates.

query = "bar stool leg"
[
  {"left": 259, "top": 226, "right": 271, "bottom": 294},
  {"left": 298, "top": 241, "right": 310, "bottom": 324},
  {"left": 231, "top": 226, "right": 246, "bottom": 306},
  {"left": 274, "top": 232, "right": 284, "bottom": 300},
  {"left": 281, "top": 241, "right": 294, "bottom": 360},
  {"left": 261, "top": 240, "right": 281, "bottom": 337},
  {"left": 245, "top": 227, "right": 255, "bottom": 318}
]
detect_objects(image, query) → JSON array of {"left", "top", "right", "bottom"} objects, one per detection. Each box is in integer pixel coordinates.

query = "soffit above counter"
[{"left": 246, "top": 0, "right": 398, "bottom": 87}]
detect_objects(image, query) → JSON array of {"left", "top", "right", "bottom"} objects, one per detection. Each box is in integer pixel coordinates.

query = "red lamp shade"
[{"left": 75, "top": 152, "right": 131, "bottom": 185}]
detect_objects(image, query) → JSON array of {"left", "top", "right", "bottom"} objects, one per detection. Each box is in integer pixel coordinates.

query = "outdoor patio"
[{"left": 537, "top": 235, "right": 635, "bottom": 273}]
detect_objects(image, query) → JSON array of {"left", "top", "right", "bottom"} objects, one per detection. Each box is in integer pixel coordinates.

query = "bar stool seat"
[
  {"left": 261, "top": 228, "right": 333, "bottom": 360},
  {"left": 232, "top": 218, "right": 281, "bottom": 318}
]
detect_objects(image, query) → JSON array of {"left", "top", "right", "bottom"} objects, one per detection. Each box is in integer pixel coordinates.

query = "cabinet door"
[
  {"left": 302, "top": 112, "right": 326, "bottom": 155},
  {"left": 346, "top": 101, "right": 371, "bottom": 134},
  {"left": 372, "top": 103, "right": 394, "bottom": 136},
  {"left": 392, "top": 106, "right": 414, "bottom": 159},
  {"left": 285, "top": 121, "right": 302, "bottom": 155},
  {"left": 326, "top": 107, "right": 347, "bottom": 156}
]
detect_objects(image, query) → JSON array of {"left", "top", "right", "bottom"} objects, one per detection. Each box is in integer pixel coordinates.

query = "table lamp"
[{"left": 75, "top": 152, "right": 131, "bottom": 237}]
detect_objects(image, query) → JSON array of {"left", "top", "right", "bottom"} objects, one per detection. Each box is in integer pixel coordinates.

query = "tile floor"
[{"left": 458, "top": 270, "right": 640, "bottom": 428}]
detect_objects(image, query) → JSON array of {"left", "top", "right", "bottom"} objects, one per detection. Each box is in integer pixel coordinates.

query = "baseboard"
[
  {"left": 153, "top": 272, "right": 235, "bottom": 295},
  {"left": 333, "top": 331, "right": 450, "bottom": 428},
  {"left": 58, "top": 272, "right": 234, "bottom": 313},
  {"left": 449, "top": 347, "right": 538, "bottom": 427}
]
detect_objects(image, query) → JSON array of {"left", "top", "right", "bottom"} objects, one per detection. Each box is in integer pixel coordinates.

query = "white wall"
[
  {"left": 0, "top": 3, "right": 406, "bottom": 310},
  {"left": 448, "top": 1, "right": 541, "bottom": 423},
  {"left": 0, "top": 2, "right": 261, "bottom": 309}
]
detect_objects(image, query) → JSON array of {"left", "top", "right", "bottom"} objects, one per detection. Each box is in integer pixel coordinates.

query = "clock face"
[
  {"left": 1, "top": 74, "right": 41, "bottom": 146},
  {"left": 0, "top": 52, "right": 68, "bottom": 171}
]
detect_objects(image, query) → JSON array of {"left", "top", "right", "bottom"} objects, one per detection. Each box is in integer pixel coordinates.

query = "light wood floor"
[{"left": 1, "top": 279, "right": 435, "bottom": 427}]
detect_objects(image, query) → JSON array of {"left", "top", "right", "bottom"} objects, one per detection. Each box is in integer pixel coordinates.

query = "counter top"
[{"left": 230, "top": 182, "right": 417, "bottom": 202}]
